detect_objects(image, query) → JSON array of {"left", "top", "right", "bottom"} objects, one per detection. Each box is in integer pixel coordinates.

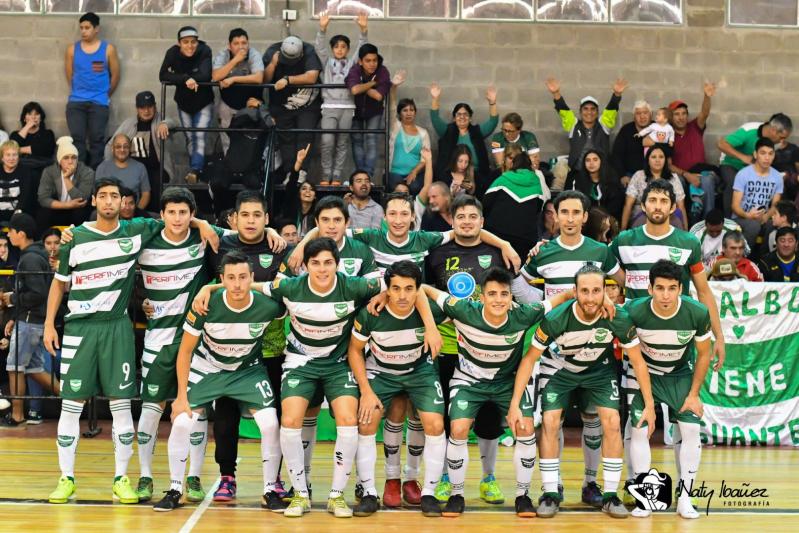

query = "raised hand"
[
  {"left": 429, "top": 82, "right": 442, "bottom": 100},
  {"left": 703, "top": 81, "right": 717, "bottom": 98},
  {"left": 356, "top": 12, "right": 368, "bottom": 32},
  {"left": 319, "top": 11, "right": 330, "bottom": 31},
  {"left": 392, "top": 69, "right": 407, "bottom": 87},
  {"left": 485, "top": 84, "right": 497, "bottom": 104},
  {"left": 296, "top": 143, "right": 311, "bottom": 165},
  {"left": 613, "top": 77, "right": 629, "bottom": 95},
  {"left": 544, "top": 77, "right": 560, "bottom": 95}
]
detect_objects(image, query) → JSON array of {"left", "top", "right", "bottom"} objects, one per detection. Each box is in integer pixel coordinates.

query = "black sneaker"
[
  {"left": 354, "top": 482, "right": 364, "bottom": 502},
  {"left": 442, "top": 494, "right": 465, "bottom": 517},
  {"left": 261, "top": 490, "right": 288, "bottom": 512},
  {"left": 153, "top": 490, "right": 182, "bottom": 512},
  {"left": 515, "top": 493, "right": 536, "bottom": 518},
  {"left": 536, "top": 494, "right": 560, "bottom": 518},
  {"left": 0, "top": 414, "right": 26, "bottom": 429},
  {"left": 26, "top": 411, "right": 43, "bottom": 425},
  {"left": 353, "top": 494, "right": 379, "bottom": 517},
  {"left": 421, "top": 494, "right": 441, "bottom": 517}
]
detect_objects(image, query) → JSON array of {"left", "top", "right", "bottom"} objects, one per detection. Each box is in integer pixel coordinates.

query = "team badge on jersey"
[
  {"left": 148, "top": 384, "right": 159, "bottom": 396},
  {"left": 594, "top": 328, "right": 610, "bottom": 343},
  {"left": 69, "top": 379, "right": 82, "bottom": 392},
  {"left": 249, "top": 323, "right": 265, "bottom": 337},
  {"left": 505, "top": 333, "right": 518, "bottom": 344},
  {"left": 188, "top": 244, "right": 201, "bottom": 258},
  {"left": 287, "top": 378, "right": 300, "bottom": 388},
  {"left": 478, "top": 255, "right": 492, "bottom": 269},
  {"left": 334, "top": 303, "right": 349, "bottom": 318},
  {"left": 457, "top": 400, "right": 469, "bottom": 410},
  {"left": 677, "top": 330, "right": 692, "bottom": 344},
  {"left": 415, "top": 328, "right": 425, "bottom": 342},
  {"left": 118, "top": 238, "right": 133, "bottom": 253},
  {"left": 259, "top": 254, "right": 273, "bottom": 268},
  {"left": 343, "top": 258, "right": 357, "bottom": 275},
  {"left": 668, "top": 247, "right": 683, "bottom": 263}
]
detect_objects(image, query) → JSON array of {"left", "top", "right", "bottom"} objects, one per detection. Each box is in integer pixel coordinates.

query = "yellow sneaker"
[
  {"left": 49, "top": 476, "right": 76, "bottom": 504},
  {"left": 327, "top": 495, "right": 353, "bottom": 518},
  {"left": 112, "top": 475, "right": 139, "bottom": 504},
  {"left": 284, "top": 495, "right": 311, "bottom": 517}
]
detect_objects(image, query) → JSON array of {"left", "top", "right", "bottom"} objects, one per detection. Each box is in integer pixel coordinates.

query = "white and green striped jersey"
[
  {"left": 609, "top": 226, "right": 703, "bottom": 299},
  {"left": 521, "top": 236, "right": 620, "bottom": 298},
  {"left": 278, "top": 237, "right": 380, "bottom": 279},
  {"left": 349, "top": 227, "right": 450, "bottom": 276},
  {"left": 266, "top": 272, "right": 382, "bottom": 367},
  {"left": 625, "top": 296, "right": 712, "bottom": 376},
  {"left": 55, "top": 218, "right": 163, "bottom": 322},
  {"left": 435, "top": 292, "right": 550, "bottom": 382},
  {"left": 139, "top": 227, "right": 225, "bottom": 348},
  {"left": 184, "top": 290, "right": 285, "bottom": 374},
  {"left": 532, "top": 300, "right": 639, "bottom": 373},
  {"left": 352, "top": 299, "right": 446, "bottom": 375}
]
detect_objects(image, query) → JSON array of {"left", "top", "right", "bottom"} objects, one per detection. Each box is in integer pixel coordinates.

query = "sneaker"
[
  {"left": 273, "top": 476, "right": 289, "bottom": 501},
  {"left": 186, "top": 476, "right": 205, "bottom": 502},
  {"left": 581, "top": 481, "right": 603, "bottom": 508},
  {"left": 49, "top": 476, "right": 76, "bottom": 504},
  {"left": 327, "top": 495, "right": 353, "bottom": 518},
  {"left": 0, "top": 413, "right": 26, "bottom": 429},
  {"left": 420, "top": 494, "right": 441, "bottom": 517},
  {"left": 213, "top": 476, "right": 236, "bottom": 502},
  {"left": 536, "top": 493, "right": 560, "bottom": 518},
  {"left": 479, "top": 474, "right": 504, "bottom": 504},
  {"left": 353, "top": 494, "right": 379, "bottom": 517},
  {"left": 677, "top": 497, "right": 700, "bottom": 519},
  {"left": 602, "top": 495, "right": 629, "bottom": 518},
  {"left": 153, "top": 489, "right": 182, "bottom": 512},
  {"left": 515, "top": 493, "right": 536, "bottom": 518},
  {"left": 383, "top": 478, "right": 401, "bottom": 508},
  {"left": 112, "top": 476, "right": 139, "bottom": 504},
  {"left": 136, "top": 477, "right": 154, "bottom": 502},
  {"left": 354, "top": 482, "right": 364, "bottom": 502},
  {"left": 441, "top": 494, "right": 465, "bottom": 517},
  {"left": 402, "top": 480, "right": 422, "bottom": 505},
  {"left": 538, "top": 484, "right": 564, "bottom": 504},
  {"left": 26, "top": 410, "right": 43, "bottom": 425},
  {"left": 631, "top": 506, "right": 651, "bottom": 518},
  {"left": 434, "top": 473, "right": 451, "bottom": 503},
  {"left": 284, "top": 495, "right": 311, "bottom": 517},
  {"left": 623, "top": 479, "right": 636, "bottom": 507},
  {"left": 262, "top": 491, "right": 288, "bottom": 512}
]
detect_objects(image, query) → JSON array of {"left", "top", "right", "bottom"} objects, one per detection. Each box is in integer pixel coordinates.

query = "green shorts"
[
  {"left": 140, "top": 342, "right": 179, "bottom": 403},
  {"left": 188, "top": 363, "right": 275, "bottom": 411},
  {"left": 448, "top": 373, "right": 533, "bottom": 420},
  {"left": 281, "top": 357, "right": 358, "bottom": 403},
  {"left": 540, "top": 361, "right": 620, "bottom": 413},
  {"left": 368, "top": 361, "right": 445, "bottom": 415},
  {"left": 60, "top": 317, "right": 136, "bottom": 400},
  {"left": 630, "top": 372, "right": 700, "bottom": 427}
]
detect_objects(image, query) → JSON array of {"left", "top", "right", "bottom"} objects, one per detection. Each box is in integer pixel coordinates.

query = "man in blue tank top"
[{"left": 64, "top": 12, "right": 120, "bottom": 170}]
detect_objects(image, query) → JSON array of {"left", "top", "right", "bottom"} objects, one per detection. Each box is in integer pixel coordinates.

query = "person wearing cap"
[
  {"left": 489, "top": 112, "right": 540, "bottom": 170},
  {"left": 64, "top": 12, "right": 120, "bottom": 170},
  {"left": 759, "top": 226, "right": 799, "bottom": 282},
  {"left": 159, "top": 26, "right": 214, "bottom": 184},
  {"left": 544, "top": 76, "right": 628, "bottom": 171},
  {"left": 709, "top": 229, "right": 763, "bottom": 282},
  {"left": 37, "top": 136, "right": 94, "bottom": 228},
  {"left": 0, "top": 140, "right": 36, "bottom": 223},
  {"left": 263, "top": 35, "right": 323, "bottom": 177},
  {"left": 0, "top": 213, "right": 59, "bottom": 429},
  {"left": 708, "top": 258, "right": 746, "bottom": 282},
  {"left": 611, "top": 100, "right": 652, "bottom": 182}
]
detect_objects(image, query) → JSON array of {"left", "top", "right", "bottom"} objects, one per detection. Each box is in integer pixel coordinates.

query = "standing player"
[
  {"left": 626, "top": 260, "right": 713, "bottom": 519},
  {"left": 509, "top": 264, "right": 656, "bottom": 519}
]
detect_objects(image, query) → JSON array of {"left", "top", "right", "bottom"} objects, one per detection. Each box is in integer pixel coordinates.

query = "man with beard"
[
  {"left": 418, "top": 181, "right": 452, "bottom": 232},
  {"left": 347, "top": 170, "right": 383, "bottom": 230}
]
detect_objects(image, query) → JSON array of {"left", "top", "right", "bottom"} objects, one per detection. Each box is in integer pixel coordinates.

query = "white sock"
[
  {"left": 540, "top": 458, "right": 559, "bottom": 494},
  {"left": 280, "top": 427, "right": 307, "bottom": 497},
  {"left": 136, "top": 403, "right": 162, "bottom": 479},
  {"left": 167, "top": 412, "right": 198, "bottom": 492},
  {"left": 109, "top": 400, "right": 135, "bottom": 478},
  {"left": 673, "top": 422, "right": 683, "bottom": 479},
  {"left": 623, "top": 416, "right": 634, "bottom": 482},
  {"left": 57, "top": 400, "right": 84, "bottom": 478},
  {"left": 188, "top": 416, "right": 208, "bottom": 478},
  {"left": 405, "top": 418, "right": 424, "bottom": 480},
  {"left": 330, "top": 426, "right": 358, "bottom": 498},
  {"left": 630, "top": 426, "right": 651, "bottom": 477},
  {"left": 581, "top": 415, "right": 602, "bottom": 486},
  {"left": 301, "top": 417, "right": 317, "bottom": 484},
  {"left": 602, "top": 457, "right": 623, "bottom": 495},
  {"left": 383, "top": 420, "right": 404, "bottom": 479},
  {"left": 253, "top": 409, "right": 280, "bottom": 493},
  {"left": 446, "top": 438, "right": 468, "bottom": 495},
  {"left": 514, "top": 435, "right": 537, "bottom": 496},
  {"left": 356, "top": 434, "right": 378, "bottom": 496},
  {"left": 478, "top": 437, "right": 498, "bottom": 477},
  {"left": 676, "top": 422, "right": 701, "bottom": 502},
  {"left": 422, "top": 433, "right": 446, "bottom": 496}
]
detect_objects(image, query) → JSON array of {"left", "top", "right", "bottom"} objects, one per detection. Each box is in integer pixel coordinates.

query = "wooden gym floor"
[{"left": 0, "top": 420, "right": 797, "bottom": 532}]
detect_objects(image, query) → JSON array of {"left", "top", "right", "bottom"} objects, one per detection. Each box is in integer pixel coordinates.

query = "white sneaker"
[
  {"left": 677, "top": 498, "right": 700, "bottom": 519},
  {"left": 631, "top": 507, "right": 651, "bottom": 518}
]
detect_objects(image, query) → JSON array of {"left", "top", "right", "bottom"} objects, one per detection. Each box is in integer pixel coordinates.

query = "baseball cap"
[
  {"left": 136, "top": 91, "right": 156, "bottom": 108},
  {"left": 668, "top": 100, "right": 688, "bottom": 112},
  {"left": 580, "top": 96, "right": 599, "bottom": 108},
  {"left": 710, "top": 259, "right": 744, "bottom": 280},
  {"left": 177, "top": 26, "right": 199, "bottom": 41},
  {"left": 9, "top": 213, "right": 37, "bottom": 240},
  {"left": 280, "top": 36, "right": 304, "bottom": 65}
]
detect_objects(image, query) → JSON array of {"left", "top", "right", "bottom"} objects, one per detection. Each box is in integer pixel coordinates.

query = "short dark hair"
[
  {"left": 775, "top": 200, "right": 798, "bottom": 224},
  {"left": 228, "top": 28, "right": 248, "bottom": 42},
  {"left": 93, "top": 177, "right": 122, "bottom": 196},
  {"left": 161, "top": 186, "right": 197, "bottom": 213},
  {"left": 42, "top": 227, "right": 62, "bottom": 241},
  {"left": 396, "top": 98, "right": 416, "bottom": 116},
  {"left": 119, "top": 186, "right": 135, "bottom": 199},
  {"left": 274, "top": 218, "right": 297, "bottom": 234},
  {"left": 314, "top": 195, "right": 349, "bottom": 222},
  {"left": 480, "top": 266, "right": 512, "bottom": 290},
  {"left": 705, "top": 208, "right": 724, "bottom": 226},
  {"left": 509, "top": 151, "right": 533, "bottom": 171},
  {"left": 383, "top": 192, "right": 413, "bottom": 211},
  {"left": 235, "top": 190, "right": 268, "bottom": 213},
  {"left": 358, "top": 43, "right": 379, "bottom": 59},
  {"left": 19, "top": 101, "right": 46, "bottom": 128},
  {"left": 450, "top": 194, "right": 483, "bottom": 217},
  {"left": 349, "top": 169, "right": 372, "bottom": 182},
  {"left": 452, "top": 103, "right": 473, "bottom": 118},
  {"left": 303, "top": 237, "right": 340, "bottom": 265},
  {"left": 641, "top": 178, "right": 676, "bottom": 206},
  {"left": 722, "top": 229, "right": 745, "bottom": 247},
  {"left": 329, "top": 34, "right": 350, "bottom": 49},
  {"left": 384, "top": 260, "right": 422, "bottom": 289},
  {"left": 554, "top": 190, "right": 591, "bottom": 213},
  {"left": 649, "top": 259, "right": 682, "bottom": 286},
  {"left": 79, "top": 12, "right": 100, "bottom": 26},
  {"left": 502, "top": 112, "right": 523, "bottom": 130},
  {"left": 775, "top": 226, "right": 798, "bottom": 241},
  {"left": 219, "top": 249, "right": 252, "bottom": 275},
  {"left": 575, "top": 263, "right": 606, "bottom": 287},
  {"left": 755, "top": 137, "right": 775, "bottom": 153}
]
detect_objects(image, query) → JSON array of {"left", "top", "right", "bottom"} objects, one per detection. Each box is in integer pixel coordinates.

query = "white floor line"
[{"left": 178, "top": 477, "right": 220, "bottom": 533}]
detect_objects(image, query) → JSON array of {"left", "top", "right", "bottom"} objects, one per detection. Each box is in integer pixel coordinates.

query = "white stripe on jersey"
[
  {"left": 457, "top": 327, "right": 515, "bottom": 364},
  {"left": 138, "top": 245, "right": 204, "bottom": 266},
  {"left": 534, "top": 260, "right": 600, "bottom": 280},
  {"left": 454, "top": 320, "right": 522, "bottom": 349},
  {"left": 148, "top": 293, "right": 190, "bottom": 321},
  {"left": 636, "top": 328, "right": 696, "bottom": 346},
  {"left": 287, "top": 317, "right": 347, "bottom": 346},
  {"left": 144, "top": 327, "right": 178, "bottom": 349},
  {"left": 204, "top": 322, "right": 266, "bottom": 340},
  {"left": 371, "top": 248, "right": 428, "bottom": 268},
  {"left": 197, "top": 340, "right": 258, "bottom": 365},
  {"left": 141, "top": 265, "right": 202, "bottom": 291},
  {"left": 70, "top": 259, "right": 136, "bottom": 291},
  {"left": 284, "top": 300, "right": 355, "bottom": 323},
  {"left": 616, "top": 244, "right": 692, "bottom": 265},
  {"left": 69, "top": 234, "right": 142, "bottom": 266},
  {"left": 67, "top": 290, "right": 122, "bottom": 315}
]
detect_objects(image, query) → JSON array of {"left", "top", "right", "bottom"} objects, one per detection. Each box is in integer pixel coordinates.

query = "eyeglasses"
[{"left": 454, "top": 112, "right": 470, "bottom": 118}]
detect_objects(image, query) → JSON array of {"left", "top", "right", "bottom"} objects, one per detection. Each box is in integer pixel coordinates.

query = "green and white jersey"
[
  {"left": 609, "top": 226, "right": 703, "bottom": 299},
  {"left": 625, "top": 296, "right": 712, "bottom": 376},
  {"left": 139, "top": 227, "right": 225, "bottom": 348},
  {"left": 532, "top": 300, "right": 639, "bottom": 373},
  {"left": 435, "top": 292, "right": 550, "bottom": 382},
  {"left": 266, "top": 272, "right": 382, "bottom": 368},
  {"left": 278, "top": 237, "right": 380, "bottom": 279},
  {"left": 349, "top": 227, "right": 450, "bottom": 276},
  {"left": 352, "top": 299, "right": 446, "bottom": 375},
  {"left": 183, "top": 290, "right": 285, "bottom": 374},
  {"left": 521, "top": 236, "right": 620, "bottom": 298},
  {"left": 55, "top": 218, "right": 163, "bottom": 322}
]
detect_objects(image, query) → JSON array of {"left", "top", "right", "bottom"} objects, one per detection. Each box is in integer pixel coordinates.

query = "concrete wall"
[{"left": 0, "top": 0, "right": 795, "bottom": 176}]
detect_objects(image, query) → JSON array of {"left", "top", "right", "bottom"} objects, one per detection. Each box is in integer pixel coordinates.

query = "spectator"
[
  {"left": 429, "top": 83, "right": 498, "bottom": 183},
  {"left": 10, "top": 102, "right": 56, "bottom": 165},
  {"left": 759, "top": 226, "right": 799, "bottom": 282},
  {"left": 564, "top": 149, "right": 625, "bottom": 220},
  {"left": 611, "top": 100, "right": 651, "bottom": 180},
  {"left": 540, "top": 199, "right": 558, "bottom": 241},
  {"left": 0, "top": 114, "right": 7, "bottom": 145},
  {"left": 621, "top": 145, "right": 687, "bottom": 230},
  {"left": 388, "top": 71, "right": 431, "bottom": 195},
  {"left": 37, "top": 137, "right": 93, "bottom": 227},
  {"left": 392, "top": 181, "right": 410, "bottom": 194},
  {"left": 96, "top": 134, "right": 150, "bottom": 209},
  {"left": 264, "top": 35, "right": 322, "bottom": 178},
  {"left": 710, "top": 230, "right": 763, "bottom": 282},
  {"left": 42, "top": 227, "right": 62, "bottom": 272},
  {"left": 104, "top": 91, "right": 176, "bottom": 210},
  {"left": 637, "top": 107, "right": 675, "bottom": 150},
  {"left": 219, "top": 207, "right": 237, "bottom": 230},
  {"left": 0, "top": 141, "right": 36, "bottom": 222},
  {"left": 583, "top": 206, "right": 618, "bottom": 244},
  {"left": 490, "top": 112, "right": 539, "bottom": 169},
  {"left": 275, "top": 219, "right": 299, "bottom": 246},
  {"left": 689, "top": 209, "right": 747, "bottom": 269},
  {"left": 731, "top": 138, "right": 783, "bottom": 248},
  {"left": 212, "top": 28, "right": 265, "bottom": 154},
  {"left": 344, "top": 170, "right": 383, "bottom": 230},
  {"left": 281, "top": 146, "right": 317, "bottom": 237},
  {"left": 708, "top": 258, "right": 747, "bottom": 282},
  {"left": 773, "top": 139, "right": 799, "bottom": 175},
  {"left": 316, "top": 13, "right": 368, "bottom": 186},
  {"left": 64, "top": 12, "right": 120, "bottom": 169},
  {"left": 718, "top": 113, "right": 792, "bottom": 215},
  {"left": 439, "top": 145, "right": 476, "bottom": 197},
  {"left": 763, "top": 200, "right": 798, "bottom": 255},
  {"left": 159, "top": 26, "right": 214, "bottom": 184},
  {"left": 545, "top": 76, "right": 627, "bottom": 170},
  {"left": 417, "top": 182, "right": 452, "bottom": 232}
]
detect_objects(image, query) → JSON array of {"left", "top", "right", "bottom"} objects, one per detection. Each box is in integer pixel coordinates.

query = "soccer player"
[
  {"left": 421, "top": 268, "right": 572, "bottom": 518},
  {"left": 43, "top": 177, "right": 218, "bottom": 504},
  {"left": 348, "top": 260, "right": 447, "bottom": 517},
  {"left": 152, "top": 250, "right": 286, "bottom": 511},
  {"left": 509, "top": 264, "right": 656, "bottom": 519},
  {"left": 626, "top": 260, "right": 713, "bottom": 520}
]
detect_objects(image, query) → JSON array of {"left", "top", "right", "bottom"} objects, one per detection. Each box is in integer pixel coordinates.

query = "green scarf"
[{"left": 486, "top": 169, "right": 544, "bottom": 203}]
